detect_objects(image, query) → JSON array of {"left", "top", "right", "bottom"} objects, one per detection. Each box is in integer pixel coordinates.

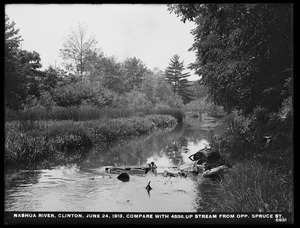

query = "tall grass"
[
  {"left": 198, "top": 109, "right": 293, "bottom": 213},
  {"left": 5, "top": 115, "right": 177, "bottom": 169},
  {"left": 197, "top": 160, "right": 293, "bottom": 212},
  {"left": 5, "top": 106, "right": 185, "bottom": 123},
  {"left": 8, "top": 106, "right": 137, "bottom": 121}
]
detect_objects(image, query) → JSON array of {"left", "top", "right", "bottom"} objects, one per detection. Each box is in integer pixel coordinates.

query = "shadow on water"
[{"left": 5, "top": 116, "right": 226, "bottom": 212}]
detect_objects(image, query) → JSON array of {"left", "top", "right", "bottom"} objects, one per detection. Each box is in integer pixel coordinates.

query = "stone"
[{"left": 117, "top": 172, "right": 130, "bottom": 182}]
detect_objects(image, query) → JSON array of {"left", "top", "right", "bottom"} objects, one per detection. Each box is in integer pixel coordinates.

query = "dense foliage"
[
  {"left": 5, "top": 16, "right": 194, "bottom": 114},
  {"left": 169, "top": 3, "right": 293, "bottom": 213},
  {"left": 168, "top": 4, "right": 293, "bottom": 115}
]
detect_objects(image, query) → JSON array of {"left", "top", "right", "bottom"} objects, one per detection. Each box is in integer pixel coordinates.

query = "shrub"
[
  {"left": 213, "top": 107, "right": 293, "bottom": 163},
  {"left": 125, "top": 89, "right": 154, "bottom": 110},
  {"left": 146, "top": 108, "right": 185, "bottom": 123},
  {"left": 5, "top": 108, "right": 20, "bottom": 122}
]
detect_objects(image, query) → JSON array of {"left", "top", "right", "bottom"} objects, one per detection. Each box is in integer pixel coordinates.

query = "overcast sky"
[{"left": 5, "top": 4, "right": 199, "bottom": 80}]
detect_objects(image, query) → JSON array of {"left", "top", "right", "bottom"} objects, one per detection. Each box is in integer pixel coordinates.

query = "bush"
[
  {"left": 146, "top": 108, "right": 185, "bottom": 123},
  {"left": 5, "top": 108, "right": 20, "bottom": 122},
  {"left": 213, "top": 107, "right": 293, "bottom": 163},
  {"left": 52, "top": 82, "right": 93, "bottom": 107},
  {"left": 125, "top": 89, "right": 154, "bottom": 110},
  {"left": 145, "top": 114, "right": 177, "bottom": 128}
]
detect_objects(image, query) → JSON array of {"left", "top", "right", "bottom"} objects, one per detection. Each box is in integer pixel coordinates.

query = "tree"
[
  {"left": 5, "top": 15, "right": 24, "bottom": 109},
  {"left": 52, "top": 82, "right": 94, "bottom": 107},
  {"left": 165, "top": 54, "right": 194, "bottom": 104},
  {"left": 168, "top": 4, "right": 293, "bottom": 114},
  {"left": 125, "top": 88, "right": 153, "bottom": 110},
  {"left": 5, "top": 15, "right": 52, "bottom": 110},
  {"left": 139, "top": 70, "right": 184, "bottom": 108},
  {"left": 121, "top": 57, "right": 149, "bottom": 93},
  {"left": 60, "top": 23, "right": 98, "bottom": 82},
  {"left": 192, "top": 80, "right": 208, "bottom": 99},
  {"left": 39, "top": 66, "right": 64, "bottom": 92},
  {"left": 95, "top": 56, "right": 125, "bottom": 94},
  {"left": 17, "top": 50, "right": 43, "bottom": 98}
]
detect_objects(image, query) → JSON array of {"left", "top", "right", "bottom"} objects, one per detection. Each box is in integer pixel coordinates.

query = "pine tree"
[{"left": 165, "top": 54, "right": 194, "bottom": 104}]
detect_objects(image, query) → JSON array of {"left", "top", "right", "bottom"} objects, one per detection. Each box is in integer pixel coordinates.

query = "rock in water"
[{"left": 117, "top": 172, "right": 130, "bottom": 182}]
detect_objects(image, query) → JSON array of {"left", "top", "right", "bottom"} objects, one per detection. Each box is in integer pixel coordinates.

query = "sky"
[{"left": 5, "top": 4, "right": 199, "bottom": 81}]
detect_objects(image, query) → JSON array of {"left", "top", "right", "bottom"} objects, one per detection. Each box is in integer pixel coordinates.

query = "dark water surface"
[{"left": 5, "top": 115, "right": 225, "bottom": 212}]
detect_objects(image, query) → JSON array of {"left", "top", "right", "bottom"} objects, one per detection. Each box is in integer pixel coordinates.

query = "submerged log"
[{"left": 105, "top": 166, "right": 150, "bottom": 175}]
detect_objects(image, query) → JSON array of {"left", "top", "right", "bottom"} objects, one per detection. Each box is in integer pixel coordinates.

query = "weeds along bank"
[
  {"left": 197, "top": 108, "right": 293, "bottom": 212},
  {"left": 5, "top": 106, "right": 185, "bottom": 122},
  {"left": 198, "top": 160, "right": 293, "bottom": 212},
  {"left": 5, "top": 114, "right": 178, "bottom": 170}
]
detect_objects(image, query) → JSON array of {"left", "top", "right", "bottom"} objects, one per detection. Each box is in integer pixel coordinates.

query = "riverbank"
[
  {"left": 5, "top": 114, "right": 177, "bottom": 170},
  {"left": 196, "top": 110, "right": 293, "bottom": 212}
]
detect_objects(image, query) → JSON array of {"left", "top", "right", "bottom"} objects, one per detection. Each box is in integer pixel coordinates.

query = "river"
[{"left": 5, "top": 114, "right": 226, "bottom": 212}]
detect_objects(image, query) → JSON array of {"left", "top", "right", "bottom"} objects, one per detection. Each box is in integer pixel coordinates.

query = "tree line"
[
  {"left": 5, "top": 16, "right": 196, "bottom": 113},
  {"left": 6, "top": 3, "right": 292, "bottom": 118}
]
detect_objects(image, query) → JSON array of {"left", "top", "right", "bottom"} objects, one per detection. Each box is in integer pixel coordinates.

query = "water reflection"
[
  {"left": 5, "top": 117, "right": 225, "bottom": 212},
  {"left": 80, "top": 118, "right": 216, "bottom": 171}
]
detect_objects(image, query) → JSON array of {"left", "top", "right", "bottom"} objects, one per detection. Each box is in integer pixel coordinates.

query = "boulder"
[{"left": 117, "top": 172, "right": 130, "bottom": 182}]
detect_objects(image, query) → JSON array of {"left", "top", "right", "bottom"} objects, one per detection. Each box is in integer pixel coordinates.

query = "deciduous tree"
[
  {"left": 121, "top": 57, "right": 149, "bottom": 93},
  {"left": 60, "top": 23, "right": 98, "bottom": 82},
  {"left": 168, "top": 4, "right": 293, "bottom": 114}
]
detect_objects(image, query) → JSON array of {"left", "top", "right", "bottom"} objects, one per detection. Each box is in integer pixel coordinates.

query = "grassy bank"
[
  {"left": 197, "top": 160, "right": 292, "bottom": 212},
  {"left": 197, "top": 109, "right": 293, "bottom": 212},
  {"left": 5, "top": 114, "right": 177, "bottom": 170},
  {"left": 5, "top": 106, "right": 185, "bottom": 123}
]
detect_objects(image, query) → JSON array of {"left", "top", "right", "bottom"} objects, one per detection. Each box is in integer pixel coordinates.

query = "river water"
[{"left": 5, "top": 114, "right": 225, "bottom": 212}]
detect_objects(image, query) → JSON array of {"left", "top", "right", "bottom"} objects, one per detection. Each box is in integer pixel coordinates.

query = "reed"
[
  {"left": 197, "top": 160, "right": 293, "bottom": 212},
  {"left": 5, "top": 115, "right": 177, "bottom": 169},
  {"left": 18, "top": 106, "right": 136, "bottom": 121},
  {"left": 6, "top": 106, "right": 185, "bottom": 122}
]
